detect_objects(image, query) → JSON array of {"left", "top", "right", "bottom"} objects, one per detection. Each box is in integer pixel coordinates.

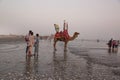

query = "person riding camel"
[
  {"left": 54, "top": 20, "right": 70, "bottom": 40},
  {"left": 54, "top": 24, "right": 60, "bottom": 38},
  {"left": 63, "top": 20, "right": 70, "bottom": 40}
]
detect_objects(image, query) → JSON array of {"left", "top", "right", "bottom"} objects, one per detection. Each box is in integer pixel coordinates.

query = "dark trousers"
[{"left": 26, "top": 46, "right": 29, "bottom": 54}]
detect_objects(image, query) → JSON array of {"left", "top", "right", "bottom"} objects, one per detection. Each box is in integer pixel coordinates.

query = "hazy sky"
[{"left": 0, "top": 0, "right": 120, "bottom": 40}]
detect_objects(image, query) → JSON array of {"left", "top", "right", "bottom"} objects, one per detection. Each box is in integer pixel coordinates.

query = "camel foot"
[
  {"left": 64, "top": 49, "right": 67, "bottom": 52},
  {"left": 54, "top": 48, "right": 57, "bottom": 51}
]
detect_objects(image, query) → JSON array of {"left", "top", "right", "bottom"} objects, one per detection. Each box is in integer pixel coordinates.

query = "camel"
[{"left": 53, "top": 32, "right": 79, "bottom": 51}]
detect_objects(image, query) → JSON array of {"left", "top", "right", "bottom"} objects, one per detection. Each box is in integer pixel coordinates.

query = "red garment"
[
  {"left": 60, "top": 31, "right": 63, "bottom": 37},
  {"left": 55, "top": 32, "right": 60, "bottom": 38},
  {"left": 63, "top": 30, "right": 70, "bottom": 40},
  {"left": 55, "top": 30, "right": 70, "bottom": 40}
]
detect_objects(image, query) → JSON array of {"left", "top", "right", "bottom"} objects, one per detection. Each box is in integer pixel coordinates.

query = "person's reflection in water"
[
  {"left": 25, "top": 56, "right": 33, "bottom": 77},
  {"left": 33, "top": 55, "right": 39, "bottom": 74},
  {"left": 108, "top": 48, "right": 112, "bottom": 54},
  {"left": 25, "top": 55, "right": 39, "bottom": 78},
  {"left": 108, "top": 47, "right": 118, "bottom": 54},
  {"left": 53, "top": 50, "right": 67, "bottom": 80},
  {"left": 112, "top": 47, "right": 118, "bottom": 53}
]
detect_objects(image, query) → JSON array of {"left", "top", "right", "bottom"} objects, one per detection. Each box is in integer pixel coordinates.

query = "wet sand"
[{"left": 0, "top": 39, "right": 120, "bottom": 80}]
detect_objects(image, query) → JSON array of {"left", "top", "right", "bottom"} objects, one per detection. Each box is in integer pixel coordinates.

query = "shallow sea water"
[{"left": 0, "top": 39, "right": 120, "bottom": 80}]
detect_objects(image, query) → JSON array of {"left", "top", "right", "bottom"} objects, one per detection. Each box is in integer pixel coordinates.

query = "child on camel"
[
  {"left": 54, "top": 24, "right": 60, "bottom": 38},
  {"left": 63, "top": 20, "right": 70, "bottom": 40}
]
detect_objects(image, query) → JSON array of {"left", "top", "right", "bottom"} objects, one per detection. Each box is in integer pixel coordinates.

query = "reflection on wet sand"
[
  {"left": 25, "top": 55, "right": 39, "bottom": 78},
  {"left": 33, "top": 55, "right": 39, "bottom": 74},
  {"left": 86, "top": 55, "right": 93, "bottom": 80},
  {"left": 25, "top": 56, "right": 32, "bottom": 77},
  {"left": 108, "top": 48, "right": 118, "bottom": 54},
  {"left": 1, "top": 39, "right": 120, "bottom": 79},
  {"left": 53, "top": 51, "right": 67, "bottom": 80}
]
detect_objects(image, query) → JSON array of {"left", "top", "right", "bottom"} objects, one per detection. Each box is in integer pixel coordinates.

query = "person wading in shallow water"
[
  {"left": 27, "top": 31, "right": 35, "bottom": 56},
  {"left": 25, "top": 30, "right": 32, "bottom": 55},
  {"left": 34, "top": 33, "right": 39, "bottom": 56}
]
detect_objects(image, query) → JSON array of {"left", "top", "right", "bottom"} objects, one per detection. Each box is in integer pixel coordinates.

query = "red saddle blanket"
[{"left": 55, "top": 30, "right": 70, "bottom": 40}]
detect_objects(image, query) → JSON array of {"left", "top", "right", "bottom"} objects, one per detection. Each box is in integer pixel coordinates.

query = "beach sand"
[{"left": 0, "top": 38, "right": 120, "bottom": 80}]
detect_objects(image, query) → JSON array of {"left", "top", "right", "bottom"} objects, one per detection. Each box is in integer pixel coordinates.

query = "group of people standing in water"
[
  {"left": 25, "top": 30, "right": 39, "bottom": 56},
  {"left": 108, "top": 38, "right": 119, "bottom": 52}
]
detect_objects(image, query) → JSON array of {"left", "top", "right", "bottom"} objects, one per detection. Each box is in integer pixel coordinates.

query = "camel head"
[
  {"left": 70, "top": 32, "right": 80, "bottom": 41},
  {"left": 74, "top": 32, "right": 79, "bottom": 37}
]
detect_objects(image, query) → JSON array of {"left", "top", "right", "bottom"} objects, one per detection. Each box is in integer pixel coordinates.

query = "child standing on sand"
[{"left": 34, "top": 34, "right": 39, "bottom": 56}]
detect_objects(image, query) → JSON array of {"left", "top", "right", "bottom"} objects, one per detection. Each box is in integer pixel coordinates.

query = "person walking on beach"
[
  {"left": 27, "top": 31, "right": 35, "bottom": 56},
  {"left": 34, "top": 33, "right": 39, "bottom": 56},
  {"left": 25, "top": 30, "right": 32, "bottom": 55}
]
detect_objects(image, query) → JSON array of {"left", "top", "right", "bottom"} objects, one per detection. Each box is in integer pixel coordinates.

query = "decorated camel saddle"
[{"left": 54, "top": 24, "right": 70, "bottom": 40}]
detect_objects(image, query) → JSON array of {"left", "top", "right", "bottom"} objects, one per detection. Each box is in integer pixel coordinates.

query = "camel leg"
[
  {"left": 64, "top": 42, "right": 68, "bottom": 51},
  {"left": 54, "top": 40, "right": 57, "bottom": 51}
]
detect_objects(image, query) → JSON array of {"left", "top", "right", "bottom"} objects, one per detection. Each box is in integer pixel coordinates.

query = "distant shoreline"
[
  {"left": 0, "top": 35, "right": 24, "bottom": 38},
  {"left": 0, "top": 35, "right": 53, "bottom": 42}
]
